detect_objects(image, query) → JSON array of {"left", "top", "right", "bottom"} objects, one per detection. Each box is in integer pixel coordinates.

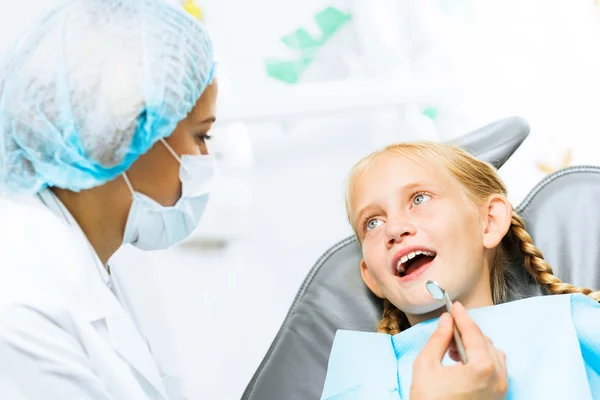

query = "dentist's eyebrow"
[{"left": 195, "top": 116, "right": 216, "bottom": 125}]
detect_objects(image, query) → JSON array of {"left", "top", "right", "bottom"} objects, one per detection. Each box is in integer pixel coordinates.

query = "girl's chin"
[{"left": 395, "top": 299, "right": 446, "bottom": 318}]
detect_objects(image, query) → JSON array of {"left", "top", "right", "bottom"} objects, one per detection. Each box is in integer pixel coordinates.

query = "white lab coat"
[{"left": 0, "top": 189, "right": 181, "bottom": 399}]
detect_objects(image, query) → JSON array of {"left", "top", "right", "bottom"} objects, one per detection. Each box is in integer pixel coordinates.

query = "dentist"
[{"left": 0, "top": 0, "right": 217, "bottom": 398}]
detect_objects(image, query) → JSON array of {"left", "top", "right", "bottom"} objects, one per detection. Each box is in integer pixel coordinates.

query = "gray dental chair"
[{"left": 241, "top": 116, "right": 600, "bottom": 400}]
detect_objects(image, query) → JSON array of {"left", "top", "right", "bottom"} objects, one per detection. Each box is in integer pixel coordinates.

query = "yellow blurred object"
[
  {"left": 183, "top": 0, "right": 203, "bottom": 21},
  {"left": 536, "top": 149, "right": 572, "bottom": 175}
]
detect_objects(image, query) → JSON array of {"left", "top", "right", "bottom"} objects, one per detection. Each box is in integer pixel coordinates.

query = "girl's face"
[{"left": 351, "top": 153, "right": 509, "bottom": 322}]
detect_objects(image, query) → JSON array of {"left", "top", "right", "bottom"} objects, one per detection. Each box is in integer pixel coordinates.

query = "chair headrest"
[{"left": 447, "top": 116, "right": 530, "bottom": 168}]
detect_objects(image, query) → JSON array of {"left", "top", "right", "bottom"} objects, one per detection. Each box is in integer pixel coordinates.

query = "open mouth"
[{"left": 396, "top": 250, "right": 437, "bottom": 279}]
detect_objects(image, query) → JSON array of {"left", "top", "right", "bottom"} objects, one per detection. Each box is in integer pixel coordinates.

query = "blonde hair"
[{"left": 346, "top": 142, "right": 600, "bottom": 335}]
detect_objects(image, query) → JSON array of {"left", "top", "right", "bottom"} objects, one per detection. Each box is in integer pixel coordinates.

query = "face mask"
[{"left": 121, "top": 139, "right": 214, "bottom": 251}]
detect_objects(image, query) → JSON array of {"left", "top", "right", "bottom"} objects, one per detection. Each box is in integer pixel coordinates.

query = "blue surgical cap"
[{"left": 0, "top": 0, "right": 215, "bottom": 194}]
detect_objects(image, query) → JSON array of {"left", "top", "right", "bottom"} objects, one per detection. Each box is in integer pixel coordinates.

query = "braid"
[
  {"left": 377, "top": 299, "right": 410, "bottom": 334},
  {"left": 509, "top": 211, "right": 600, "bottom": 302}
]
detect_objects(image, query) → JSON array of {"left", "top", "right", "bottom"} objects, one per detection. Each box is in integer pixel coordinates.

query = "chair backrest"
[{"left": 241, "top": 116, "right": 538, "bottom": 400}]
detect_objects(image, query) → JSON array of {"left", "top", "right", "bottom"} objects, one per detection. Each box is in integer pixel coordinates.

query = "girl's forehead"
[{"left": 357, "top": 153, "right": 452, "bottom": 189}]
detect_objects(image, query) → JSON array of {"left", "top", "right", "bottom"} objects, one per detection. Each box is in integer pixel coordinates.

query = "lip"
[{"left": 391, "top": 245, "right": 437, "bottom": 274}]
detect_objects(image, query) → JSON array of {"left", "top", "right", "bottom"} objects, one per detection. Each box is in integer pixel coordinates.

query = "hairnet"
[{"left": 0, "top": 0, "right": 215, "bottom": 193}]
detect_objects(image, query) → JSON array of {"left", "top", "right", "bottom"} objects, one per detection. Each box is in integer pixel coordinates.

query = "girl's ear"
[
  {"left": 481, "top": 194, "right": 512, "bottom": 249},
  {"left": 361, "top": 259, "right": 384, "bottom": 298}
]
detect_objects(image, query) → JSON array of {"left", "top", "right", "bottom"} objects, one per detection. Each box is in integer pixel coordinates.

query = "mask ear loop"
[
  {"left": 160, "top": 138, "right": 183, "bottom": 163},
  {"left": 122, "top": 173, "right": 136, "bottom": 195},
  {"left": 159, "top": 138, "right": 191, "bottom": 180}
]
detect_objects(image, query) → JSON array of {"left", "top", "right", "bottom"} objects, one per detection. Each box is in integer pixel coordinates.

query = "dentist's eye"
[
  {"left": 413, "top": 193, "right": 432, "bottom": 206},
  {"left": 195, "top": 133, "right": 212, "bottom": 143},
  {"left": 366, "top": 218, "right": 383, "bottom": 230}
]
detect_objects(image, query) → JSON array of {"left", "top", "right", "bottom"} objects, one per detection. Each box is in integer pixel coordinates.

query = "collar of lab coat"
[{"left": 36, "top": 189, "right": 169, "bottom": 399}]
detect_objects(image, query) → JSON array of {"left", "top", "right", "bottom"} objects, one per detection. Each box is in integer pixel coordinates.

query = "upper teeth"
[{"left": 396, "top": 250, "right": 436, "bottom": 272}]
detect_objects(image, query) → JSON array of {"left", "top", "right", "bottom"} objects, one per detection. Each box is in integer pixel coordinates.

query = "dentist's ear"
[{"left": 360, "top": 259, "right": 385, "bottom": 298}]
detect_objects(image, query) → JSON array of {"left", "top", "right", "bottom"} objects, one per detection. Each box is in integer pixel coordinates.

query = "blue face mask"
[{"left": 121, "top": 139, "right": 213, "bottom": 251}]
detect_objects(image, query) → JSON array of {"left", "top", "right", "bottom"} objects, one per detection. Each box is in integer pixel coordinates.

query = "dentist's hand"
[{"left": 410, "top": 302, "right": 508, "bottom": 400}]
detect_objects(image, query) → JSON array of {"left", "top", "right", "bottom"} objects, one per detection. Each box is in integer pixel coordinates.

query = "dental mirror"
[
  {"left": 426, "top": 280, "right": 467, "bottom": 363},
  {"left": 426, "top": 280, "right": 445, "bottom": 300}
]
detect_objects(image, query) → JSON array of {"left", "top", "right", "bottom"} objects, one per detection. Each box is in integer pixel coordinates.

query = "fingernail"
[
  {"left": 453, "top": 301, "right": 463, "bottom": 311},
  {"left": 439, "top": 313, "right": 451, "bottom": 327}
]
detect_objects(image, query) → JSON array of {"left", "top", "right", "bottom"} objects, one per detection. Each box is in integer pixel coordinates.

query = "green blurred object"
[
  {"left": 265, "top": 57, "right": 314, "bottom": 85},
  {"left": 266, "top": 7, "right": 352, "bottom": 84},
  {"left": 423, "top": 107, "right": 439, "bottom": 120},
  {"left": 282, "top": 29, "right": 322, "bottom": 52},
  {"left": 315, "top": 7, "right": 352, "bottom": 42}
]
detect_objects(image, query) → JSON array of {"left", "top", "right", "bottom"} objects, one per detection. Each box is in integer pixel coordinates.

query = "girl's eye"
[
  {"left": 413, "top": 193, "right": 432, "bottom": 206},
  {"left": 367, "top": 218, "right": 383, "bottom": 231}
]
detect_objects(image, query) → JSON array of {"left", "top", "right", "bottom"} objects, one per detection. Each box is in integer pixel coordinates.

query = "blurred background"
[{"left": 2, "top": 0, "right": 600, "bottom": 398}]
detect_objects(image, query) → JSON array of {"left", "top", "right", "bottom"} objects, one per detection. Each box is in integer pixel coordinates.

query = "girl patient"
[{"left": 320, "top": 142, "right": 600, "bottom": 399}]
